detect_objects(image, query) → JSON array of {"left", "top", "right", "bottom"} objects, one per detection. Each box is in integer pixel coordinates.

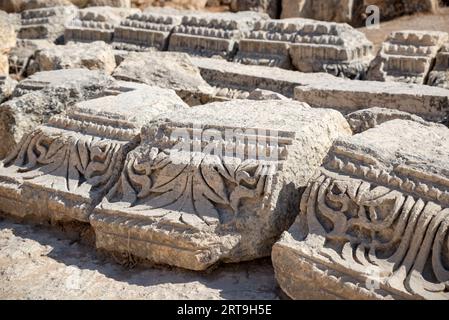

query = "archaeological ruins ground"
[{"left": 1, "top": 0, "right": 449, "bottom": 301}]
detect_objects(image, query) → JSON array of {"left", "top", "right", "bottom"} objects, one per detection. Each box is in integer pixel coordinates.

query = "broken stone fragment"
[
  {"left": 428, "top": 43, "right": 449, "bottom": 90},
  {"left": 294, "top": 77, "right": 449, "bottom": 122},
  {"left": 8, "top": 39, "right": 55, "bottom": 77},
  {"left": 233, "top": 0, "right": 280, "bottom": 19},
  {"left": 112, "top": 51, "right": 216, "bottom": 105},
  {"left": 0, "top": 85, "right": 188, "bottom": 222},
  {"left": 18, "top": 5, "right": 78, "bottom": 43},
  {"left": 91, "top": 99, "right": 351, "bottom": 270},
  {"left": 368, "top": 30, "right": 449, "bottom": 85},
  {"left": 273, "top": 119, "right": 449, "bottom": 300},
  {"left": 0, "top": 76, "right": 17, "bottom": 103},
  {"left": 168, "top": 11, "right": 267, "bottom": 60},
  {"left": 0, "top": 10, "right": 17, "bottom": 52},
  {"left": 346, "top": 107, "right": 431, "bottom": 134},
  {"left": 65, "top": 6, "right": 139, "bottom": 43},
  {"left": 30, "top": 41, "right": 117, "bottom": 74},
  {"left": 0, "top": 68, "right": 116, "bottom": 158},
  {"left": 247, "top": 88, "right": 288, "bottom": 101}
]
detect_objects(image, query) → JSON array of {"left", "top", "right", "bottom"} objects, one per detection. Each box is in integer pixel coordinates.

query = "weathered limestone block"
[
  {"left": 234, "top": 0, "right": 280, "bottom": 18},
  {"left": 368, "top": 31, "right": 449, "bottom": 85},
  {"left": 0, "top": 10, "right": 17, "bottom": 51},
  {"left": 0, "top": 54, "right": 8, "bottom": 76},
  {"left": 0, "top": 69, "right": 116, "bottom": 159},
  {"left": 168, "top": 11, "right": 266, "bottom": 59},
  {"left": 8, "top": 39, "right": 55, "bottom": 77},
  {"left": 91, "top": 99, "right": 351, "bottom": 270},
  {"left": 346, "top": 107, "right": 429, "bottom": 134},
  {"left": 234, "top": 18, "right": 307, "bottom": 69},
  {"left": 113, "top": 11, "right": 184, "bottom": 51},
  {"left": 273, "top": 119, "right": 449, "bottom": 300},
  {"left": 31, "top": 41, "right": 117, "bottom": 74},
  {"left": 290, "top": 21, "right": 374, "bottom": 79},
  {"left": 65, "top": 7, "right": 139, "bottom": 43},
  {"left": 0, "top": 86, "right": 188, "bottom": 222},
  {"left": 247, "top": 88, "right": 288, "bottom": 100},
  {"left": 113, "top": 52, "right": 215, "bottom": 105},
  {"left": 428, "top": 43, "right": 449, "bottom": 89},
  {"left": 0, "top": 76, "right": 17, "bottom": 103},
  {"left": 192, "top": 56, "right": 336, "bottom": 99},
  {"left": 294, "top": 78, "right": 449, "bottom": 122},
  {"left": 18, "top": 5, "right": 78, "bottom": 43}
]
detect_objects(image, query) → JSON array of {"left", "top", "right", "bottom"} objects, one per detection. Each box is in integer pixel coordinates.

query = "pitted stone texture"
[
  {"left": 368, "top": 31, "right": 449, "bottom": 85},
  {"left": 87, "top": 0, "right": 131, "bottom": 7},
  {"left": 31, "top": 41, "right": 117, "bottom": 74},
  {"left": 18, "top": 5, "right": 78, "bottom": 43},
  {"left": 192, "top": 56, "right": 340, "bottom": 99},
  {"left": 234, "top": 18, "right": 308, "bottom": 69},
  {"left": 0, "top": 69, "right": 116, "bottom": 159},
  {"left": 92, "top": 99, "right": 351, "bottom": 270},
  {"left": 113, "top": 11, "right": 185, "bottom": 51},
  {"left": 0, "top": 10, "right": 17, "bottom": 51},
  {"left": 346, "top": 107, "right": 430, "bottom": 134},
  {"left": 290, "top": 20, "right": 374, "bottom": 79},
  {"left": 168, "top": 11, "right": 267, "bottom": 60},
  {"left": 65, "top": 6, "right": 139, "bottom": 44},
  {"left": 428, "top": 43, "right": 449, "bottom": 89},
  {"left": 0, "top": 76, "right": 17, "bottom": 103},
  {"left": 234, "top": 0, "right": 280, "bottom": 19},
  {"left": 113, "top": 52, "right": 215, "bottom": 106},
  {"left": 294, "top": 78, "right": 449, "bottom": 122},
  {"left": 273, "top": 119, "right": 449, "bottom": 300},
  {"left": 0, "top": 85, "right": 188, "bottom": 222}
]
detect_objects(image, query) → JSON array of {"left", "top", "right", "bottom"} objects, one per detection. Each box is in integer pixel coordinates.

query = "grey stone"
[
  {"left": 8, "top": 39, "right": 55, "bottom": 77},
  {"left": 87, "top": 0, "right": 131, "bottom": 7},
  {"left": 294, "top": 78, "right": 449, "bottom": 122},
  {"left": 91, "top": 99, "right": 351, "bottom": 270},
  {"left": 113, "top": 51, "right": 215, "bottom": 105},
  {"left": 31, "top": 41, "right": 117, "bottom": 74},
  {"left": 428, "top": 43, "right": 449, "bottom": 89},
  {"left": 273, "top": 119, "right": 449, "bottom": 300},
  {"left": 0, "top": 85, "right": 188, "bottom": 222},
  {"left": 247, "top": 88, "right": 288, "bottom": 100}
]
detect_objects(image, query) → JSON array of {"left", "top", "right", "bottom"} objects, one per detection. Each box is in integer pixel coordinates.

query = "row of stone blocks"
[
  {"left": 0, "top": 78, "right": 448, "bottom": 299},
  {"left": 16, "top": 5, "right": 375, "bottom": 79}
]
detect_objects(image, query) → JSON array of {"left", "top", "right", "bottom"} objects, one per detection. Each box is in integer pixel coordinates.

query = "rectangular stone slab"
[
  {"left": 273, "top": 119, "right": 449, "bottom": 300},
  {"left": 91, "top": 99, "right": 351, "bottom": 270},
  {"left": 294, "top": 78, "right": 449, "bottom": 121},
  {"left": 0, "top": 86, "right": 188, "bottom": 222}
]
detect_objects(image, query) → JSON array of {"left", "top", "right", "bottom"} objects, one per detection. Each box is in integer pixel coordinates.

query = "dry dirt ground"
[
  {"left": 0, "top": 217, "right": 283, "bottom": 300},
  {"left": 359, "top": 7, "right": 449, "bottom": 51}
]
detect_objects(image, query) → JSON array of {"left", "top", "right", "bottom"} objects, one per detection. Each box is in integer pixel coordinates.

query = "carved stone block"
[
  {"left": 91, "top": 99, "right": 351, "bottom": 270},
  {"left": 65, "top": 6, "right": 139, "bottom": 44},
  {"left": 18, "top": 5, "right": 78, "bottom": 43},
  {"left": 0, "top": 86, "right": 188, "bottom": 222},
  {"left": 294, "top": 77, "right": 449, "bottom": 122},
  {"left": 113, "top": 11, "right": 184, "bottom": 51},
  {"left": 290, "top": 21, "right": 374, "bottom": 79},
  {"left": 234, "top": 18, "right": 307, "bottom": 69},
  {"left": 428, "top": 43, "right": 449, "bottom": 89},
  {"left": 273, "top": 119, "right": 449, "bottom": 299},
  {"left": 168, "top": 12, "right": 266, "bottom": 60},
  {"left": 368, "top": 31, "right": 449, "bottom": 84}
]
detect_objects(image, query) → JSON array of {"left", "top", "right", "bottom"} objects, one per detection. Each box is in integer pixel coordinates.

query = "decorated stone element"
[
  {"left": 65, "top": 6, "right": 139, "bottom": 43},
  {"left": 112, "top": 52, "right": 215, "bottom": 106},
  {"left": 428, "top": 43, "right": 449, "bottom": 89},
  {"left": 290, "top": 20, "right": 374, "bottom": 79},
  {"left": 0, "top": 85, "right": 188, "bottom": 222},
  {"left": 113, "top": 11, "right": 184, "bottom": 51},
  {"left": 168, "top": 11, "right": 266, "bottom": 60},
  {"left": 18, "top": 5, "right": 78, "bottom": 43},
  {"left": 273, "top": 119, "right": 449, "bottom": 300},
  {"left": 234, "top": 18, "right": 307, "bottom": 69},
  {"left": 91, "top": 99, "right": 351, "bottom": 270},
  {"left": 0, "top": 69, "right": 116, "bottom": 159},
  {"left": 294, "top": 78, "right": 449, "bottom": 122},
  {"left": 31, "top": 41, "right": 117, "bottom": 74},
  {"left": 368, "top": 31, "right": 449, "bottom": 84}
]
